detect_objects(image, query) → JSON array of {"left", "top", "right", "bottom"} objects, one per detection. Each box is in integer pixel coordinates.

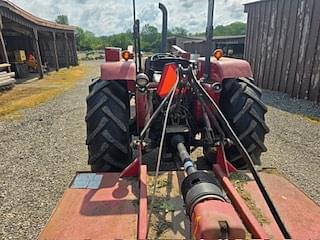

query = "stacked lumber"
[{"left": 0, "top": 63, "right": 16, "bottom": 91}]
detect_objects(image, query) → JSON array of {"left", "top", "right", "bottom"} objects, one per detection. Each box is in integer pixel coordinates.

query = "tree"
[
  {"left": 141, "top": 24, "right": 161, "bottom": 52},
  {"left": 75, "top": 27, "right": 85, "bottom": 50},
  {"left": 75, "top": 27, "right": 133, "bottom": 51},
  {"left": 82, "top": 31, "right": 98, "bottom": 50},
  {"left": 105, "top": 31, "right": 133, "bottom": 50},
  {"left": 169, "top": 27, "right": 188, "bottom": 37},
  {"left": 74, "top": 22, "right": 246, "bottom": 52},
  {"left": 75, "top": 27, "right": 99, "bottom": 51},
  {"left": 55, "top": 15, "right": 69, "bottom": 25},
  {"left": 191, "top": 22, "right": 247, "bottom": 37},
  {"left": 214, "top": 22, "right": 246, "bottom": 36}
]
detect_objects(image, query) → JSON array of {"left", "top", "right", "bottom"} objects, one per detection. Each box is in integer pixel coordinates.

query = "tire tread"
[
  {"left": 86, "top": 80, "right": 131, "bottom": 172},
  {"left": 219, "top": 77, "right": 269, "bottom": 169}
]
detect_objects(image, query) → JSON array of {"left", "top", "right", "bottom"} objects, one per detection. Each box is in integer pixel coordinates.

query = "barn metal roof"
[
  {"left": 0, "top": 0, "right": 76, "bottom": 31},
  {"left": 244, "top": 0, "right": 277, "bottom": 7},
  {"left": 182, "top": 35, "right": 246, "bottom": 44}
]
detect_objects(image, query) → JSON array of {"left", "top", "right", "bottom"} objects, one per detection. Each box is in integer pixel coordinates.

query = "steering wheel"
[{"left": 150, "top": 53, "right": 176, "bottom": 61}]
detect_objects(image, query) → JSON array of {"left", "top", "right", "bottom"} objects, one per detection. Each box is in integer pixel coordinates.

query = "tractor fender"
[
  {"left": 100, "top": 61, "right": 136, "bottom": 81},
  {"left": 197, "top": 57, "right": 253, "bottom": 82}
]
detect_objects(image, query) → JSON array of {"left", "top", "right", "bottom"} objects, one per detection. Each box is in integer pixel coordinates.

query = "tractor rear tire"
[
  {"left": 86, "top": 79, "right": 132, "bottom": 172},
  {"left": 219, "top": 77, "right": 269, "bottom": 169}
]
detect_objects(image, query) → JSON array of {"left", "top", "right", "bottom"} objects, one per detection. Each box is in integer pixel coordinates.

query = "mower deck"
[
  {"left": 243, "top": 170, "right": 320, "bottom": 239},
  {"left": 39, "top": 170, "right": 320, "bottom": 239},
  {"left": 38, "top": 172, "right": 139, "bottom": 240}
]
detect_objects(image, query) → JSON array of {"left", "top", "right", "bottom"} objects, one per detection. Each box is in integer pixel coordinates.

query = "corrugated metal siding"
[{"left": 244, "top": 0, "right": 320, "bottom": 102}]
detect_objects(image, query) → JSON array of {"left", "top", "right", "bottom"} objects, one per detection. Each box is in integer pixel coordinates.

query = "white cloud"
[{"left": 10, "top": 0, "right": 250, "bottom": 36}]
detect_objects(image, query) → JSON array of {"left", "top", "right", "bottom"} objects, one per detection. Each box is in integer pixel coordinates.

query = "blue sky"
[{"left": 10, "top": 0, "right": 253, "bottom": 36}]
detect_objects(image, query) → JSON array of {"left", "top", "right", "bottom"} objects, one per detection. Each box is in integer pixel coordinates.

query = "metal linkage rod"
[
  {"left": 139, "top": 87, "right": 174, "bottom": 140},
  {"left": 146, "top": 70, "right": 179, "bottom": 238},
  {"left": 187, "top": 68, "right": 291, "bottom": 239}
]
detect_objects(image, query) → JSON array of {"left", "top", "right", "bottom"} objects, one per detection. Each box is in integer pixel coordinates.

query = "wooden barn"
[
  {"left": 0, "top": 0, "right": 77, "bottom": 86},
  {"left": 244, "top": 0, "right": 320, "bottom": 102}
]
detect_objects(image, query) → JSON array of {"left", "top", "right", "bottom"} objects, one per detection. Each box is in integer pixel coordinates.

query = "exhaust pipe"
[
  {"left": 204, "top": 0, "right": 214, "bottom": 82},
  {"left": 159, "top": 3, "right": 168, "bottom": 53}
]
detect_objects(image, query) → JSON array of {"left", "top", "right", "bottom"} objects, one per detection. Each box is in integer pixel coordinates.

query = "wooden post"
[
  {"left": 32, "top": 28, "right": 44, "bottom": 79},
  {"left": 68, "top": 34, "right": 74, "bottom": 65},
  {"left": 52, "top": 31, "right": 59, "bottom": 71},
  {"left": 69, "top": 33, "right": 78, "bottom": 66},
  {"left": 72, "top": 33, "right": 78, "bottom": 65},
  {"left": 0, "top": 15, "right": 10, "bottom": 72},
  {"left": 64, "top": 32, "right": 70, "bottom": 68}
]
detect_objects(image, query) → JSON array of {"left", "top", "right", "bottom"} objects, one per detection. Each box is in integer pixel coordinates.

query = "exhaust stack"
[
  {"left": 204, "top": 0, "right": 214, "bottom": 82},
  {"left": 159, "top": 3, "right": 168, "bottom": 53}
]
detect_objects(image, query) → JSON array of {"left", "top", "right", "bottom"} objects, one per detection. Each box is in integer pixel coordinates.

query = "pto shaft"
[
  {"left": 171, "top": 135, "right": 225, "bottom": 217},
  {"left": 171, "top": 135, "right": 196, "bottom": 175}
]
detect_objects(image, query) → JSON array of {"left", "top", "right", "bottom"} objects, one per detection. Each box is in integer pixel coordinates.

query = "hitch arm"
[{"left": 187, "top": 68, "right": 291, "bottom": 239}]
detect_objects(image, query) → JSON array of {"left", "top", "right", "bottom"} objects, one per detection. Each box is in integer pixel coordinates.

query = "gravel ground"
[
  {"left": 0, "top": 67, "right": 319, "bottom": 239},
  {"left": 261, "top": 90, "right": 320, "bottom": 204},
  {"left": 0, "top": 62, "right": 98, "bottom": 240}
]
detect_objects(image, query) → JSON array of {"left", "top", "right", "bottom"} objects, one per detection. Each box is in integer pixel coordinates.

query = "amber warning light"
[
  {"left": 121, "top": 50, "right": 134, "bottom": 61},
  {"left": 213, "top": 49, "right": 224, "bottom": 60}
]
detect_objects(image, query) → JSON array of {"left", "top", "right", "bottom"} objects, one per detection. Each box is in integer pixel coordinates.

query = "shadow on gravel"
[{"left": 262, "top": 89, "right": 320, "bottom": 121}]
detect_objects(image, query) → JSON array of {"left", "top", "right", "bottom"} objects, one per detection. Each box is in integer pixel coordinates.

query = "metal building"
[
  {"left": 167, "top": 35, "right": 246, "bottom": 58},
  {"left": 184, "top": 35, "right": 246, "bottom": 58},
  {"left": 0, "top": 0, "right": 78, "bottom": 79},
  {"left": 244, "top": 0, "right": 320, "bottom": 102}
]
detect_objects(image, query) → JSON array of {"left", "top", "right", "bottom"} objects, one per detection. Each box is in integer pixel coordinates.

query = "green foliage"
[
  {"left": 140, "top": 24, "right": 161, "bottom": 52},
  {"left": 75, "top": 24, "right": 161, "bottom": 52},
  {"left": 75, "top": 27, "right": 99, "bottom": 50},
  {"left": 214, "top": 22, "right": 246, "bottom": 36},
  {"left": 75, "top": 21, "right": 246, "bottom": 52},
  {"left": 168, "top": 27, "right": 188, "bottom": 37},
  {"left": 102, "top": 31, "right": 133, "bottom": 50},
  {"left": 75, "top": 27, "right": 133, "bottom": 51},
  {"left": 55, "top": 15, "right": 69, "bottom": 25},
  {"left": 193, "top": 22, "right": 246, "bottom": 37}
]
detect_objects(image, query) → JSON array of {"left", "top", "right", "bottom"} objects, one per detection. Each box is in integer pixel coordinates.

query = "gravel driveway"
[
  {"left": 0, "top": 66, "right": 319, "bottom": 239},
  {"left": 0, "top": 62, "right": 97, "bottom": 240},
  {"left": 261, "top": 90, "right": 320, "bottom": 204}
]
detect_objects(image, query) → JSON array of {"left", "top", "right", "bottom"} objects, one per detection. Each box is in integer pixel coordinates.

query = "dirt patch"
[
  {"left": 261, "top": 167, "right": 282, "bottom": 176},
  {"left": 0, "top": 65, "right": 94, "bottom": 120},
  {"left": 147, "top": 172, "right": 189, "bottom": 239},
  {"left": 303, "top": 115, "right": 320, "bottom": 124},
  {"left": 148, "top": 174, "right": 174, "bottom": 238}
]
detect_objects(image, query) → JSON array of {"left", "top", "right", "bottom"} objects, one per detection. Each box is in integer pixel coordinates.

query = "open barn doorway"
[{"left": 2, "top": 16, "right": 40, "bottom": 81}]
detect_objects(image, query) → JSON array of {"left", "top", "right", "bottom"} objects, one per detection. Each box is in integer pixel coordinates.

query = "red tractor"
[
  {"left": 86, "top": 12, "right": 268, "bottom": 174},
  {"left": 39, "top": 1, "right": 320, "bottom": 239}
]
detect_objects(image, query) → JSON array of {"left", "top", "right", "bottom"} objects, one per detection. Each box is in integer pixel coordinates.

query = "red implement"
[
  {"left": 38, "top": 173, "right": 138, "bottom": 240},
  {"left": 191, "top": 200, "right": 246, "bottom": 239},
  {"left": 244, "top": 171, "right": 320, "bottom": 239}
]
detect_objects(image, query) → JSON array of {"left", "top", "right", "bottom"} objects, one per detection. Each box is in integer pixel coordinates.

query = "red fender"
[
  {"left": 100, "top": 61, "right": 136, "bottom": 92},
  {"left": 197, "top": 57, "right": 253, "bottom": 82},
  {"left": 100, "top": 61, "right": 136, "bottom": 81},
  {"left": 194, "top": 57, "right": 253, "bottom": 123}
]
